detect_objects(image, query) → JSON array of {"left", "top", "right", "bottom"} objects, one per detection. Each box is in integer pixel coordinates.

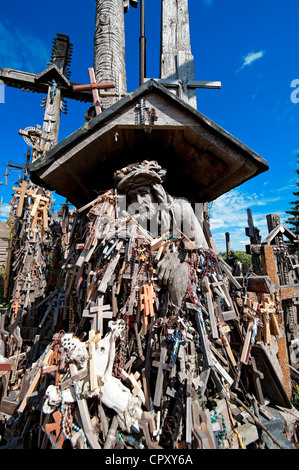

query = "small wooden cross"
[
  {"left": 44, "top": 410, "right": 69, "bottom": 449},
  {"left": 139, "top": 283, "right": 155, "bottom": 334},
  {"left": 260, "top": 296, "right": 280, "bottom": 338},
  {"left": 81, "top": 297, "right": 112, "bottom": 336},
  {"left": 14, "top": 179, "right": 28, "bottom": 218},
  {"left": 240, "top": 318, "right": 254, "bottom": 365},
  {"left": 97, "top": 249, "right": 122, "bottom": 295},
  {"left": 152, "top": 346, "right": 170, "bottom": 407},
  {"left": 72, "top": 67, "right": 115, "bottom": 116},
  {"left": 11, "top": 300, "right": 21, "bottom": 319},
  {"left": 219, "top": 324, "right": 237, "bottom": 367},
  {"left": 120, "top": 369, "right": 145, "bottom": 404}
]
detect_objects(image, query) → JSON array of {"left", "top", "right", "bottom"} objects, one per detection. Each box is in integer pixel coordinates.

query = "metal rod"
[{"left": 139, "top": 0, "right": 146, "bottom": 85}]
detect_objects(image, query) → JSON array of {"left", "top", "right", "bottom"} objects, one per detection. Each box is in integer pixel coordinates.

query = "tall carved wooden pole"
[{"left": 94, "top": 0, "right": 128, "bottom": 109}]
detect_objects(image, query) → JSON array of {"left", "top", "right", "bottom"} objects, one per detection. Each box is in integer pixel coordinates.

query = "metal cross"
[{"left": 167, "top": 328, "right": 186, "bottom": 368}]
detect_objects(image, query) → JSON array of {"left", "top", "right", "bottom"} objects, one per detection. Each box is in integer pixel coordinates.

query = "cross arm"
[
  {"left": 72, "top": 81, "right": 115, "bottom": 92},
  {"left": 0, "top": 67, "right": 93, "bottom": 103},
  {"left": 144, "top": 78, "right": 221, "bottom": 89}
]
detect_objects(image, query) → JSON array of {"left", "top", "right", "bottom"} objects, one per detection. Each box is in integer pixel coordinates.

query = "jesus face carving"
[{"left": 127, "top": 185, "right": 157, "bottom": 222}]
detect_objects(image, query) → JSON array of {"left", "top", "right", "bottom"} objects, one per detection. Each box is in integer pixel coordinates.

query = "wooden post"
[
  {"left": 261, "top": 243, "right": 292, "bottom": 399},
  {"left": 159, "top": 0, "right": 221, "bottom": 108},
  {"left": 152, "top": 346, "right": 170, "bottom": 407},
  {"left": 94, "top": 0, "right": 127, "bottom": 109}
]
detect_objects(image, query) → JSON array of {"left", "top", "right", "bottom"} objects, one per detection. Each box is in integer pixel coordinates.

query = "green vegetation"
[
  {"left": 222, "top": 250, "right": 252, "bottom": 264},
  {"left": 292, "top": 383, "right": 299, "bottom": 411}
]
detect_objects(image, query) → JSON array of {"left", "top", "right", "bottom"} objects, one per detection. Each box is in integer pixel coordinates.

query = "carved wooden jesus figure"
[{"left": 114, "top": 160, "right": 208, "bottom": 308}]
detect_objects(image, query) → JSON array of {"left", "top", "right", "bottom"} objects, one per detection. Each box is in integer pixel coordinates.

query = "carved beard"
[{"left": 136, "top": 194, "right": 157, "bottom": 221}]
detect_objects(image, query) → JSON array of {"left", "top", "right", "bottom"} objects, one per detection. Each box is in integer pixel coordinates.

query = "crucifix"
[
  {"left": 168, "top": 328, "right": 186, "bottom": 368},
  {"left": 143, "top": 0, "right": 221, "bottom": 108}
]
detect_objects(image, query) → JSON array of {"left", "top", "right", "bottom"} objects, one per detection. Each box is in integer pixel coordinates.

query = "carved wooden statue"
[{"left": 114, "top": 160, "right": 208, "bottom": 308}]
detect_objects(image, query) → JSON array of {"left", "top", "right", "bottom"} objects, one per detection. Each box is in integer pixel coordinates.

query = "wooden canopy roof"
[{"left": 29, "top": 79, "right": 269, "bottom": 208}]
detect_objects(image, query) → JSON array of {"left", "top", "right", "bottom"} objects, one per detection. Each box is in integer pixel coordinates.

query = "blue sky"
[{"left": 0, "top": 0, "right": 299, "bottom": 252}]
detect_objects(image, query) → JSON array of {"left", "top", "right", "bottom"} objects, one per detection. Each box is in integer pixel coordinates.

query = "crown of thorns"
[{"left": 113, "top": 160, "right": 167, "bottom": 192}]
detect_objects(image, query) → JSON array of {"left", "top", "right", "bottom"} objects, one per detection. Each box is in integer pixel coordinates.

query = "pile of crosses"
[{"left": 0, "top": 189, "right": 299, "bottom": 450}]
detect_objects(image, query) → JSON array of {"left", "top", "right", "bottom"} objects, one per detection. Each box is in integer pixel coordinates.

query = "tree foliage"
[{"left": 222, "top": 251, "right": 252, "bottom": 270}]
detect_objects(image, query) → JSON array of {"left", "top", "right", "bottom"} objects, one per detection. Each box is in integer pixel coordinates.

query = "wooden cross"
[
  {"left": 152, "top": 346, "right": 170, "bottom": 407},
  {"left": 219, "top": 323, "right": 237, "bottom": 367},
  {"left": 73, "top": 67, "right": 115, "bottom": 116},
  {"left": 69, "top": 363, "right": 101, "bottom": 449},
  {"left": 45, "top": 410, "right": 67, "bottom": 449},
  {"left": 120, "top": 369, "right": 145, "bottom": 404},
  {"left": 81, "top": 298, "right": 112, "bottom": 336},
  {"left": 97, "top": 248, "right": 122, "bottom": 294},
  {"left": 139, "top": 283, "right": 155, "bottom": 334},
  {"left": 202, "top": 276, "right": 219, "bottom": 340},
  {"left": 260, "top": 296, "right": 280, "bottom": 337},
  {"left": 187, "top": 303, "right": 214, "bottom": 368},
  {"left": 11, "top": 300, "right": 21, "bottom": 319},
  {"left": 191, "top": 399, "right": 211, "bottom": 449},
  {"left": 0, "top": 34, "right": 90, "bottom": 159},
  {"left": 14, "top": 179, "right": 28, "bottom": 218},
  {"left": 240, "top": 318, "right": 254, "bottom": 365},
  {"left": 149, "top": 0, "right": 221, "bottom": 109},
  {"left": 248, "top": 356, "right": 264, "bottom": 405}
]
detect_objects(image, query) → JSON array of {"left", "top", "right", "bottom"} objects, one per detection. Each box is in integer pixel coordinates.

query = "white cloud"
[
  {"left": 0, "top": 203, "right": 11, "bottom": 221},
  {"left": 0, "top": 20, "right": 48, "bottom": 72},
  {"left": 237, "top": 50, "right": 265, "bottom": 72},
  {"left": 208, "top": 187, "right": 281, "bottom": 252}
]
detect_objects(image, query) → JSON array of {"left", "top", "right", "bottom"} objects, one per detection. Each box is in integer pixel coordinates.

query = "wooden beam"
[
  {"left": 16, "top": 180, "right": 27, "bottom": 218},
  {"left": 72, "top": 81, "right": 115, "bottom": 92},
  {"left": 145, "top": 78, "right": 221, "bottom": 89}
]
